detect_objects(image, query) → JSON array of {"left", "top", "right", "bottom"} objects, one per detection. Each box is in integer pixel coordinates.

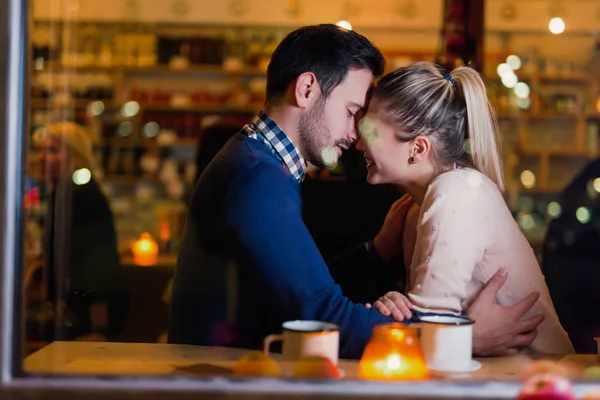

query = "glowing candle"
[
  {"left": 359, "top": 323, "right": 429, "bottom": 381},
  {"left": 132, "top": 232, "right": 158, "bottom": 266}
]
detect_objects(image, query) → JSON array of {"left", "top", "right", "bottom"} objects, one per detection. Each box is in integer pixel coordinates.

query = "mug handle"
[{"left": 263, "top": 334, "right": 283, "bottom": 357}]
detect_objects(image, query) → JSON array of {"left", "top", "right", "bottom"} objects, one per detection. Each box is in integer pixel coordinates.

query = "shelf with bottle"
[
  {"left": 34, "top": 61, "right": 268, "bottom": 77},
  {"left": 30, "top": 99, "right": 118, "bottom": 110},
  {"left": 513, "top": 148, "right": 598, "bottom": 158},
  {"left": 486, "top": 73, "right": 593, "bottom": 86},
  {"left": 140, "top": 104, "right": 261, "bottom": 114},
  {"left": 489, "top": 82, "right": 591, "bottom": 196},
  {"left": 495, "top": 111, "right": 581, "bottom": 120},
  {"left": 31, "top": 21, "right": 278, "bottom": 76},
  {"left": 30, "top": 98, "right": 262, "bottom": 117}
]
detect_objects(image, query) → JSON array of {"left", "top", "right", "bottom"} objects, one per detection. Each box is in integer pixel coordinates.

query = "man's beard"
[{"left": 298, "top": 97, "right": 351, "bottom": 168}]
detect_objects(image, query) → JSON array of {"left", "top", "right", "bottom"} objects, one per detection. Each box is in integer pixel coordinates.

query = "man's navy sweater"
[{"left": 169, "top": 133, "right": 392, "bottom": 359}]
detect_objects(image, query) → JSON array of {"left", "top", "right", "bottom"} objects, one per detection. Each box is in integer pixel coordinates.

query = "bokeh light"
[
  {"left": 501, "top": 72, "right": 518, "bottom": 88},
  {"left": 520, "top": 170, "right": 536, "bottom": 189},
  {"left": 593, "top": 177, "right": 600, "bottom": 193},
  {"left": 143, "top": 121, "right": 160, "bottom": 138},
  {"left": 87, "top": 100, "right": 104, "bottom": 116},
  {"left": 321, "top": 147, "right": 339, "bottom": 167},
  {"left": 121, "top": 100, "right": 140, "bottom": 117},
  {"left": 514, "top": 82, "right": 530, "bottom": 99},
  {"left": 576, "top": 206, "right": 591, "bottom": 224},
  {"left": 497, "top": 63, "right": 513, "bottom": 77},
  {"left": 549, "top": 17, "right": 566, "bottom": 34},
  {"left": 506, "top": 55, "right": 522, "bottom": 70},
  {"left": 73, "top": 168, "right": 91, "bottom": 185},
  {"left": 547, "top": 202, "right": 562, "bottom": 219}
]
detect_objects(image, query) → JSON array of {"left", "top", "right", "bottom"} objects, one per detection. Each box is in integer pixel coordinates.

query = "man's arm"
[{"left": 224, "top": 164, "right": 392, "bottom": 358}]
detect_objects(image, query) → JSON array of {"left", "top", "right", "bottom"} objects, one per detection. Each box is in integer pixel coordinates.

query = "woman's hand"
[
  {"left": 366, "top": 291, "right": 413, "bottom": 321},
  {"left": 373, "top": 194, "right": 415, "bottom": 262}
]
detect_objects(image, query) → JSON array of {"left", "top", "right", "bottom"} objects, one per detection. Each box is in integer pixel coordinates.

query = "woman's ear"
[
  {"left": 294, "top": 72, "right": 320, "bottom": 108},
  {"left": 410, "top": 136, "right": 433, "bottom": 163}
]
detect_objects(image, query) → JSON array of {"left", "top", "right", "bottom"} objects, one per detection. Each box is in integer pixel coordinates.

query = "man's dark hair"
[{"left": 266, "top": 24, "right": 385, "bottom": 103}]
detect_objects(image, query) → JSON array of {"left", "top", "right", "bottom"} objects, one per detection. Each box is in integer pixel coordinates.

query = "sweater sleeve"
[
  {"left": 408, "top": 170, "right": 487, "bottom": 314},
  {"left": 224, "top": 163, "right": 392, "bottom": 358}
]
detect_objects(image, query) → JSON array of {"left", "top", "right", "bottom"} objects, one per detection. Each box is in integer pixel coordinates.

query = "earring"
[{"left": 409, "top": 156, "right": 415, "bottom": 163}]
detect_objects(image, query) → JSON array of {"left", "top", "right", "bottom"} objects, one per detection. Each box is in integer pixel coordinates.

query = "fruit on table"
[
  {"left": 233, "top": 351, "right": 283, "bottom": 378},
  {"left": 583, "top": 389, "right": 600, "bottom": 400},
  {"left": 523, "top": 360, "right": 581, "bottom": 380},
  {"left": 291, "top": 356, "right": 342, "bottom": 380},
  {"left": 517, "top": 373, "right": 575, "bottom": 400},
  {"left": 582, "top": 366, "right": 600, "bottom": 380}
]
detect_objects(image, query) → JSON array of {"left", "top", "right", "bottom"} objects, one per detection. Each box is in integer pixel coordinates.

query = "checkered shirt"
[{"left": 242, "top": 111, "right": 307, "bottom": 182}]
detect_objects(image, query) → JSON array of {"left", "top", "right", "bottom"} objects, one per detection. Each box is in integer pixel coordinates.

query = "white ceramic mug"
[
  {"left": 418, "top": 315, "right": 476, "bottom": 372},
  {"left": 263, "top": 320, "right": 340, "bottom": 365}
]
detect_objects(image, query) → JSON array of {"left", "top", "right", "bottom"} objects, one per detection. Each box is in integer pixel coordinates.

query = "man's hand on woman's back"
[
  {"left": 466, "top": 268, "right": 544, "bottom": 356},
  {"left": 366, "top": 268, "right": 544, "bottom": 356}
]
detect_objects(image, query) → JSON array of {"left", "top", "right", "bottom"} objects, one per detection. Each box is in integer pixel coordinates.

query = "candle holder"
[{"left": 358, "top": 323, "right": 429, "bottom": 381}]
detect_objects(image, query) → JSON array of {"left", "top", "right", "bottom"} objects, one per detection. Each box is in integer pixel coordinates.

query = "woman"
[
  {"left": 357, "top": 62, "right": 573, "bottom": 354},
  {"left": 27, "top": 121, "right": 127, "bottom": 343}
]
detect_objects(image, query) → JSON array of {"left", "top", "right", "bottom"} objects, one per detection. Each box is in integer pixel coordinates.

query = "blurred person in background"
[
  {"left": 541, "top": 158, "right": 600, "bottom": 354},
  {"left": 26, "top": 121, "right": 127, "bottom": 344}
]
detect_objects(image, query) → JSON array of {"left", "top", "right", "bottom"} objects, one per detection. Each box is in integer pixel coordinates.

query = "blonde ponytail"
[{"left": 451, "top": 67, "right": 504, "bottom": 191}]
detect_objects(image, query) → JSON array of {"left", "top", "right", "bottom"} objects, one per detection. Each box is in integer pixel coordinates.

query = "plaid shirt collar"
[{"left": 242, "top": 110, "right": 307, "bottom": 182}]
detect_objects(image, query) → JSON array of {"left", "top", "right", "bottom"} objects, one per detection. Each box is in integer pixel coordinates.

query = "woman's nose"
[{"left": 355, "top": 136, "right": 365, "bottom": 151}]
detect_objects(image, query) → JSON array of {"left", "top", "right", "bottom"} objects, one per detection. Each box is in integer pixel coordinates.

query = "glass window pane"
[{"left": 7, "top": 0, "right": 599, "bottom": 395}]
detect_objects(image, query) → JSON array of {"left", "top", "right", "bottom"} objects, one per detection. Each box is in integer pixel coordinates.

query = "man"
[{"left": 169, "top": 24, "right": 543, "bottom": 358}]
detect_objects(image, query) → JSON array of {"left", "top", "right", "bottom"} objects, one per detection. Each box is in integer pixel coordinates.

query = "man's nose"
[{"left": 348, "top": 119, "right": 359, "bottom": 141}]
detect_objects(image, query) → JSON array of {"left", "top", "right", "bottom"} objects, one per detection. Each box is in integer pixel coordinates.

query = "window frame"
[{"left": 0, "top": 1, "right": 597, "bottom": 398}]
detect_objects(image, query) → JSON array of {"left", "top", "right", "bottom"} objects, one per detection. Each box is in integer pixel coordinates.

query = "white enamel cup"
[
  {"left": 263, "top": 320, "right": 340, "bottom": 365},
  {"left": 417, "top": 315, "right": 478, "bottom": 372}
]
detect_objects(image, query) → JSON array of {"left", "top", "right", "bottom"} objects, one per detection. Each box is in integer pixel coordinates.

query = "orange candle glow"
[
  {"left": 359, "top": 323, "right": 429, "bottom": 381},
  {"left": 158, "top": 220, "right": 171, "bottom": 243},
  {"left": 132, "top": 232, "right": 159, "bottom": 266}
]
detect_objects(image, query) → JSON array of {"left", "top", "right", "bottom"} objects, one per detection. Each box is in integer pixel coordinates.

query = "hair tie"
[{"left": 444, "top": 73, "right": 455, "bottom": 87}]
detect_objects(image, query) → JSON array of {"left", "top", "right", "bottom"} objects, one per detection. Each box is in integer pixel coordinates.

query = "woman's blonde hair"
[
  {"left": 373, "top": 61, "right": 504, "bottom": 191},
  {"left": 34, "top": 121, "right": 96, "bottom": 172}
]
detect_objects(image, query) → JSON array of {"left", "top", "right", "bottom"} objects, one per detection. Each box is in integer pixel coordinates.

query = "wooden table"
[{"left": 23, "top": 341, "right": 598, "bottom": 381}]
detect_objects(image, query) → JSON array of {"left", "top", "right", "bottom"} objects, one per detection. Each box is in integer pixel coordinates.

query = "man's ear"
[{"left": 294, "top": 72, "right": 320, "bottom": 108}]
